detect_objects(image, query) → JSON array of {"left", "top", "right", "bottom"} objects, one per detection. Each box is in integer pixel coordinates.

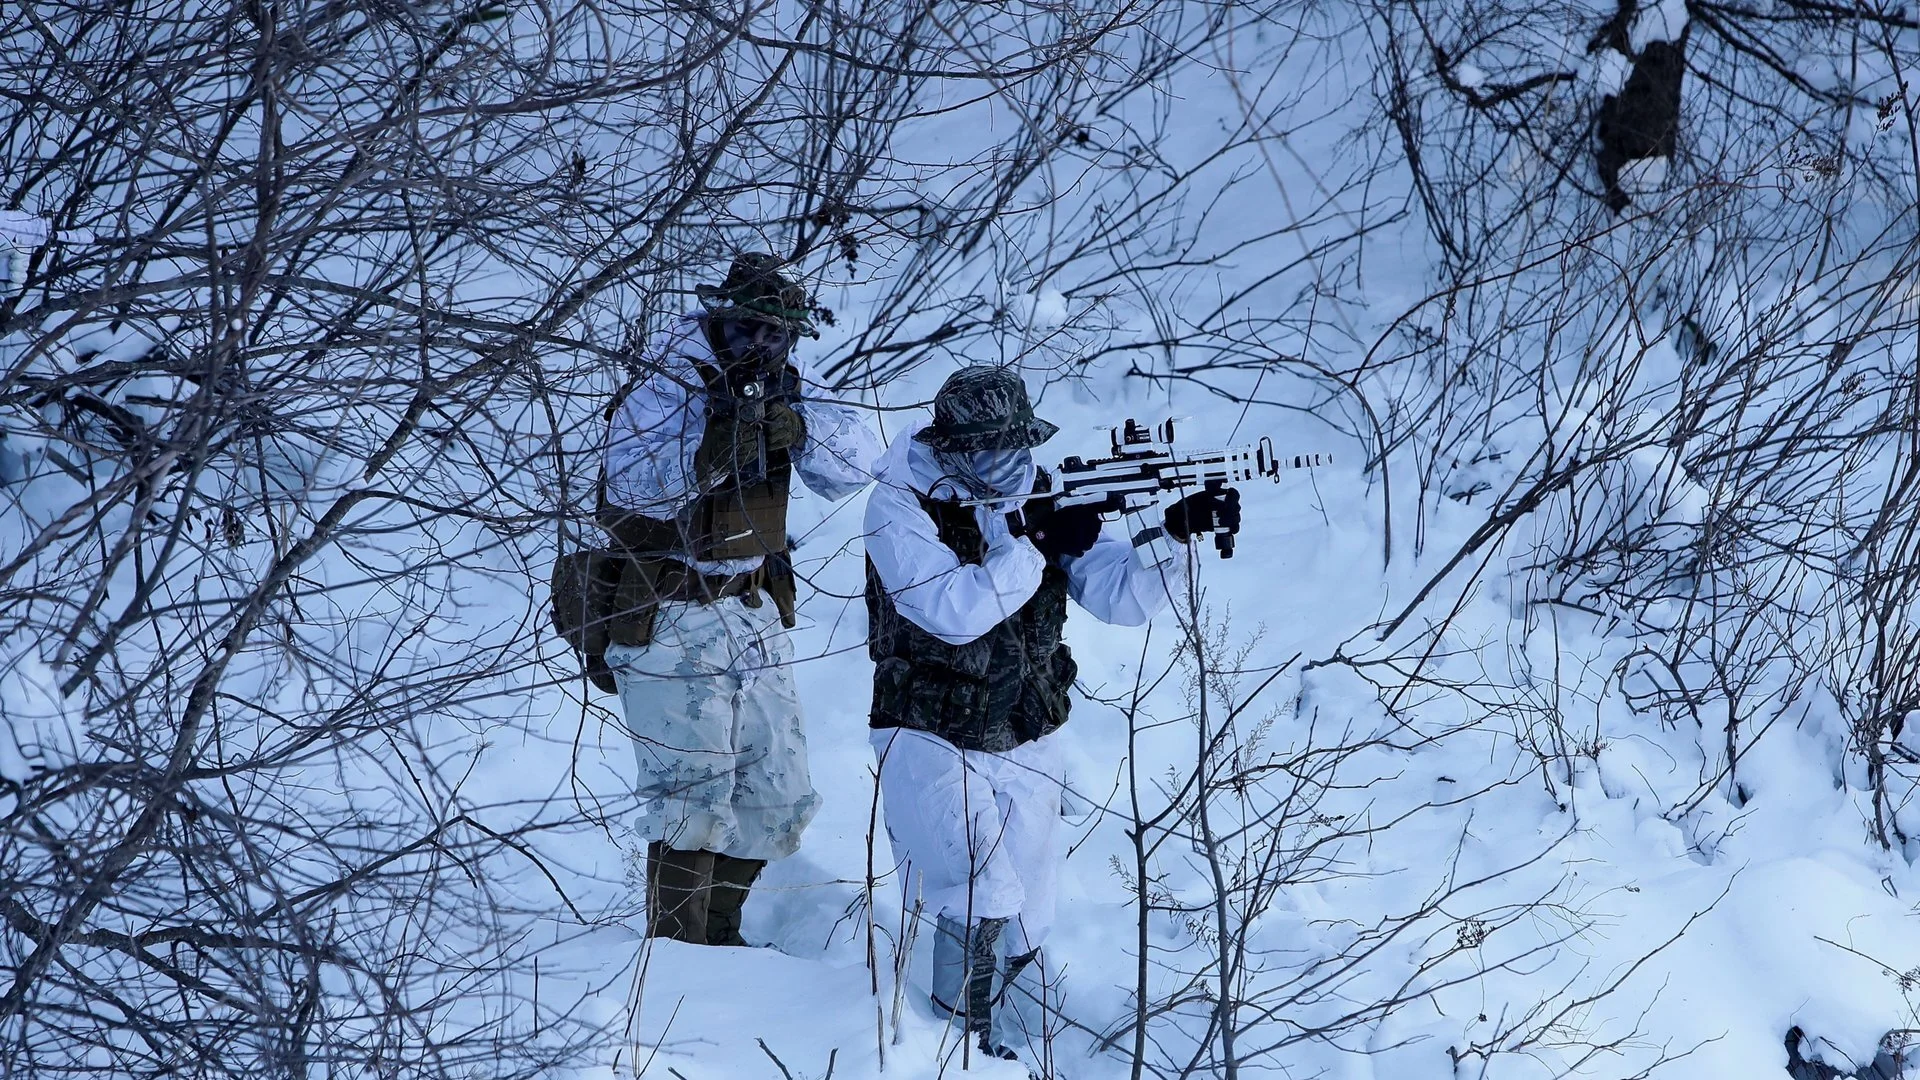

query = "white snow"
[
  {"left": 8, "top": 3, "right": 1920, "bottom": 1079},
  {"left": 1631, "top": 0, "right": 1692, "bottom": 52}
]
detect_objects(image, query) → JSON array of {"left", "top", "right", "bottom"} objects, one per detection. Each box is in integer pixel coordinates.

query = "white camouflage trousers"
[
  {"left": 607, "top": 597, "right": 819, "bottom": 862},
  {"left": 870, "top": 726, "right": 1065, "bottom": 957}
]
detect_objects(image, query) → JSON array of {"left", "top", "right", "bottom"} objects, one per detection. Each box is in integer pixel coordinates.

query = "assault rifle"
[
  {"left": 703, "top": 357, "right": 801, "bottom": 486},
  {"left": 971, "top": 417, "right": 1331, "bottom": 558}
]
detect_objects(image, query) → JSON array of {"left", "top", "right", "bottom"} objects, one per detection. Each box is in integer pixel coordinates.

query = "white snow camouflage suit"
[{"left": 862, "top": 421, "right": 1184, "bottom": 953}]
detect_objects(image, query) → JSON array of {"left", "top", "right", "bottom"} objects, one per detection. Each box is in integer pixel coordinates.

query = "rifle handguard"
[{"left": 957, "top": 415, "right": 1329, "bottom": 560}]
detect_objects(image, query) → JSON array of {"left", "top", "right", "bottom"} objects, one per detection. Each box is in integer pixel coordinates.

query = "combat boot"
[
  {"left": 645, "top": 842, "right": 714, "bottom": 944},
  {"left": 704, "top": 853, "right": 765, "bottom": 947},
  {"left": 929, "top": 916, "right": 1026, "bottom": 1058},
  {"left": 993, "top": 948, "right": 1051, "bottom": 1065}
]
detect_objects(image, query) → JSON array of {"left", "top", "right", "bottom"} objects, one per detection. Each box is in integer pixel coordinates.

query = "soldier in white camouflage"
[
  {"left": 599, "top": 254, "right": 879, "bottom": 947},
  {"left": 861, "top": 365, "right": 1241, "bottom": 1063}
]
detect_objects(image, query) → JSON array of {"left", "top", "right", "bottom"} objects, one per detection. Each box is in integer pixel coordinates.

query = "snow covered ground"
[
  {"left": 516, "top": 369, "right": 1920, "bottom": 1080},
  {"left": 6, "top": 1, "right": 1919, "bottom": 1078}
]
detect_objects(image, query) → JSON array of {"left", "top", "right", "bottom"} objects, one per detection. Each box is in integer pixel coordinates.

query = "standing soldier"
[
  {"left": 600, "top": 254, "right": 879, "bottom": 947},
  {"left": 862, "top": 366, "right": 1241, "bottom": 1061}
]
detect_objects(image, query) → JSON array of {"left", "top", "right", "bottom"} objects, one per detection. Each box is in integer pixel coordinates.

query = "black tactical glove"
[
  {"left": 1164, "top": 486, "right": 1242, "bottom": 543},
  {"left": 1014, "top": 496, "right": 1103, "bottom": 561}
]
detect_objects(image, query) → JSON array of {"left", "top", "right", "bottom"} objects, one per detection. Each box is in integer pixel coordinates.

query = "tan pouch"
[{"left": 609, "top": 558, "right": 664, "bottom": 648}]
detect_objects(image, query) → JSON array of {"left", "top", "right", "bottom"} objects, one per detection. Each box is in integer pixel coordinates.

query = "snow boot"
[
  {"left": 644, "top": 842, "right": 713, "bottom": 944},
  {"left": 929, "top": 916, "right": 1006, "bottom": 1032},
  {"left": 992, "top": 948, "right": 1056, "bottom": 1073},
  {"left": 704, "top": 853, "right": 765, "bottom": 947},
  {"left": 930, "top": 916, "right": 1035, "bottom": 1063}
]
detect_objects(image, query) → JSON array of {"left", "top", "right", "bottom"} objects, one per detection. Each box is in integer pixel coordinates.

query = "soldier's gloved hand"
[
  {"left": 1164, "top": 487, "right": 1241, "bottom": 543},
  {"left": 695, "top": 414, "right": 743, "bottom": 479},
  {"left": 1016, "top": 496, "right": 1103, "bottom": 560},
  {"left": 695, "top": 413, "right": 766, "bottom": 486},
  {"left": 764, "top": 400, "right": 807, "bottom": 452}
]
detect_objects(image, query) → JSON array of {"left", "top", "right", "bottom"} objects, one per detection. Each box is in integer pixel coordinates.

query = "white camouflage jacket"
[
  {"left": 602, "top": 313, "right": 881, "bottom": 575},
  {"left": 863, "top": 421, "right": 1186, "bottom": 644}
]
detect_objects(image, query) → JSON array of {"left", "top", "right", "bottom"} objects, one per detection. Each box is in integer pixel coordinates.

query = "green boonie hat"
[
  {"left": 696, "top": 252, "right": 819, "bottom": 337},
  {"left": 914, "top": 365, "right": 1060, "bottom": 453}
]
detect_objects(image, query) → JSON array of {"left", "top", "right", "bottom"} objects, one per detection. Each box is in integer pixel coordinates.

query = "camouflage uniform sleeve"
[
  {"left": 1062, "top": 526, "right": 1186, "bottom": 626},
  {"left": 790, "top": 359, "right": 879, "bottom": 500},
  {"left": 865, "top": 473, "right": 1045, "bottom": 646},
  {"left": 602, "top": 324, "right": 706, "bottom": 515}
]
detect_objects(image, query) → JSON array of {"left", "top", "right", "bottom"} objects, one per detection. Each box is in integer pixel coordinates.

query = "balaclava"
[
  {"left": 715, "top": 317, "right": 794, "bottom": 374},
  {"left": 934, "top": 446, "right": 1034, "bottom": 502}
]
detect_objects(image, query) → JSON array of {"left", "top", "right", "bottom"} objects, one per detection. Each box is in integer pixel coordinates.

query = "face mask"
[
  {"left": 717, "top": 317, "right": 794, "bottom": 371},
  {"left": 935, "top": 447, "right": 1033, "bottom": 501}
]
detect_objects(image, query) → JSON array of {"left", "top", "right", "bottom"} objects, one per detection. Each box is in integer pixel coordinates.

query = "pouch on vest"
[
  {"left": 549, "top": 548, "right": 627, "bottom": 694},
  {"left": 1015, "top": 646, "right": 1078, "bottom": 744},
  {"left": 680, "top": 343, "right": 795, "bottom": 561},
  {"left": 609, "top": 558, "right": 665, "bottom": 648}
]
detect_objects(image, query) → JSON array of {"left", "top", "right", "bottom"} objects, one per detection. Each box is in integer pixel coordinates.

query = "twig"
[{"left": 757, "top": 1038, "right": 797, "bottom": 1080}]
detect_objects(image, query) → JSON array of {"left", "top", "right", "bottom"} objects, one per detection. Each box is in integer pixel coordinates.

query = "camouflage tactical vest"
[
  {"left": 866, "top": 489, "right": 1076, "bottom": 753},
  {"left": 598, "top": 335, "right": 795, "bottom": 563}
]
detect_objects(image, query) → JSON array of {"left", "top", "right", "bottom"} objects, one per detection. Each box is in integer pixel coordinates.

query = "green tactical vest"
[
  {"left": 597, "top": 330, "right": 795, "bottom": 563},
  {"left": 866, "top": 485, "right": 1077, "bottom": 753}
]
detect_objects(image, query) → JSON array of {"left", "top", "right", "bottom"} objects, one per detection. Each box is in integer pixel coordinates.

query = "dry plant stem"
[
  {"left": 0, "top": 1, "right": 1153, "bottom": 1074},
  {"left": 889, "top": 894, "right": 921, "bottom": 1051},
  {"left": 1178, "top": 540, "right": 1239, "bottom": 1080},
  {"left": 1126, "top": 624, "right": 1156, "bottom": 1080}
]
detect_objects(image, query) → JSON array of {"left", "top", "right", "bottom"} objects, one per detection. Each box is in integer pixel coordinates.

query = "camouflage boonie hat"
[
  {"left": 914, "top": 365, "right": 1060, "bottom": 453},
  {"left": 695, "top": 252, "right": 819, "bottom": 337}
]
